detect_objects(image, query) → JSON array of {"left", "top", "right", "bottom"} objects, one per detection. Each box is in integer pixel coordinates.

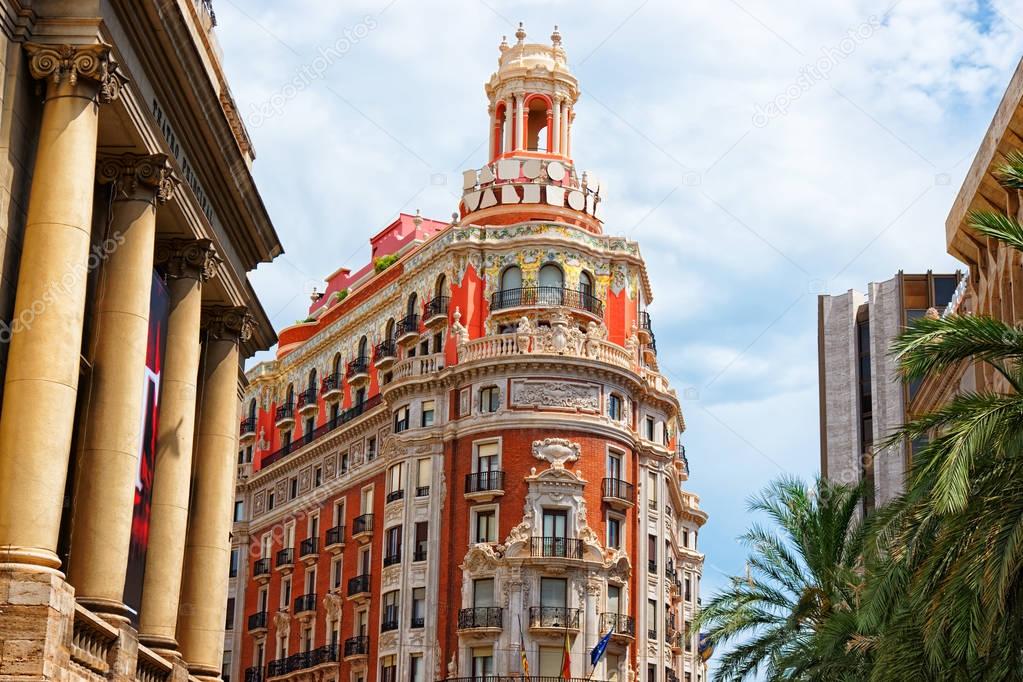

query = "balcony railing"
[
  {"left": 439, "top": 678, "right": 603, "bottom": 682},
  {"left": 244, "top": 667, "right": 262, "bottom": 682},
  {"left": 320, "top": 372, "right": 341, "bottom": 397},
  {"left": 383, "top": 551, "right": 401, "bottom": 567},
  {"left": 262, "top": 394, "right": 382, "bottom": 467},
  {"left": 530, "top": 536, "right": 584, "bottom": 559},
  {"left": 299, "top": 537, "right": 318, "bottom": 558},
  {"left": 343, "top": 635, "right": 369, "bottom": 658},
  {"left": 265, "top": 644, "right": 339, "bottom": 679},
  {"left": 465, "top": 470, "right": 504, "bottom": 494},
  {"left": 353, "top": 513, "right": 373, "bottom": 536},
  {"left": 274, "top": 403, "right": 294, "bottom": 423},
  {"left": 326, "top": 524, "right": 345, "bottom": 547},
  {"left": 528, "top": 606, "right": 580, "bottom": 629},
  {"left": 240, "top": 417, "right": 257, "bottom": 436},
  {"left": 386, "top": 489, "right": 404, "bottom": 503},
  {"left": 347, "top": 574, "right": 371, "bottom": 597},
  {"left": 374, "top": 339, "right": 396, "bottom": 362},
  {"left": 294, "top": 593, "right": 317, "bottom": 613},
  {"left": 413, "top": 547, "right": 427, "bottom": 562},
  {"left": 396, "top": 313, "right": 420, "bottom": 339},
  {"left": 247, "top": 611, "right": 268, "bottom": 631},
  {"left": 601, "top": 478, "right": 635, "bottom": 504},
  {"left": 296, "top": 387, "right": 317, "bottom": 411},
  {"left": 424, "top": 296, "right": 449, "bottom": 320},
  {"left": 346, "top": 356, "right": 370, "bottom": 379},
  {"left": 275, "top": 548, "right": 293, "bottom": 568},
  {"left": 490, "top": 287, "right": 603, "bottom": 316},
  {"left": 458, "top": 607, "right": 503, "bottom": 630},
  {"left": 677, "top": 444, "right": 689, "bottom": 476},
  {"left": 599, "top": 612, "right": 636, "bottom": 637},
  {"left": 253, "top": 557, "right": 271, "bottom": 578},
  {"left": 639, "top": 311, "right": 652, "bottom": 332},
  {"left": 381, "top": 606, "right": 399, "bottom": 632}
]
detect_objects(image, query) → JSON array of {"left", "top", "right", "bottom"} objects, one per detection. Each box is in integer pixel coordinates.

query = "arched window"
[
  {"left": 435, "top": 274, "right": 448, "bottom": 299},
  {"left": 579, "top": 270, "right": 593, "bottom": 297},
  {"left": 525, "top": 95, "right": 551, "bottom": 152},
  {"left": 501, "top": 266, "right": 522, "bottom": 291},
  {"left": 331, "top": 352, "right": 342, "bottom": 376},
  {"left": 357, "top": 335, "right": 368, "bottom": 360},
  {"left": 539, "top": 263, "right": 564, "bottom": 288},
  {"left": 406, "top": 293, "right": 418, "bottom": 320},
  {"left": 307, "top": 368, "right": 317, "bottom": 392},
  {"left": 285, "top": 383, "right": 294, "bottom": 406},
  {"left": 247, "top": 398, "right": 257, "bottom": 421},
  {"left": 385, "top": 318, "right": 396, "bottom": 341}
]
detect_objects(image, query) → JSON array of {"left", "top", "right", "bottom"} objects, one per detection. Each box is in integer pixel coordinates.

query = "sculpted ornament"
[
  {"left": 25, "top": 42, "right": 125, "bottom": 103},
  {"left": 322, "top": 593, "right": 343, "bottom": 618},
  {"left": 451, "top": 307, "right": 470, "bottom": 353},
  {"left": 513, "top": 380, "right": 599, "bottom": 412},
  {"left": 98, "top": 153, "right": 178, "bottom": 204},
  {"left": 532, "top": 438, "right": 580, "bottom": 470},
  {"left": 273, "top": 611, "right": 292, "bottom": 639}
]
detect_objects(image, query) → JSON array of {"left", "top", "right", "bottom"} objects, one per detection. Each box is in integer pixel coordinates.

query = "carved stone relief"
[{"left": 512, "top": 379, "right": 599, "bottom": 413}]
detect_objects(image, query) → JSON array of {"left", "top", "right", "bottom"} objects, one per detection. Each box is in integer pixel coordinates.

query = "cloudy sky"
[{"left": 215, "top": 0, "right": 1023, "bottom": 636}]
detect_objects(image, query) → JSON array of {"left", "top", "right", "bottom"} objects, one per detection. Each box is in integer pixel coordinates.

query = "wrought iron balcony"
[
  {"left": 601, "top": 478, "right": 635, "bottom": 506},
  {"left": 240, "top": 417, "right": 257, "bottom": 438},
  {"left": 599, "top": 612, "right": 636, "bottom": 638},
  {"left": 343, "top": 635, "right": 369, "bottom": 659},
  {"left": 395, "top": 313, "right": 420, "bottom": 341},
  {"left": 299, "top": 537, "right": 318, "bottom": 559},
  {"left": 247, "top": 611, "right": 268, "bottom": 632},
  {"left": 381, "top": 605, "right": 399, "bottom": 632},
  {"left": 320, "top": 372, "right": 342, "bottom": 400},
  {"left": 424, "top": 296, "right": 449, "bottom": 322},
  {"left": 530, "top": 536, "right": 584, "bottom": 559},
  {"left": 325, "top": 524, "right": 345, "bottom": 550},
  {"left": 262, "top": 394, "right": 383, "bottom": 467},
  {"left": 352, "top": 513, "right": 373, "bottom": 540},
  {"left": 386, "top": 489, "right": 404, "bottom": 504},
  {"left": 383, "top": 551, "right": 401, "bottom": 567},
  {"left": 374, "top": 339, "right": 397, "bottom": 366},
  {"left": 464, "top": 470, "right": 504, "bottom": 499},
  {"left": 413, "top": 547, "right": 427, "bottom": 562},
  {"left": 458, "top": 607, "right": 503, "bottom": 630},
  {"left": 294, "top": 592, "right": 317, "bottom": 614},
  {"left": 253, "top": 557, "right": 271, "bottom": 578},
  {"left": 528, "top": 606, "right": 580, "bottom": 630},
  {"left": 275, "top": 548, "right": 294, "bottom": 569},
  {"left": 347, "top": 573, "right": 371, "bottom": 598},
  {"left": 296, "top": 387, "right": 317, "bottom": 414},
  {"left": 244, "top": 666, "right": 262, "bottom": 682},
  {"left": 490, "top": 286, "right": 603, "bottom": 316},
  {"left": 346, "top": 356, "right": 370, "bottom": 380},
  {"left": 274, "top": 403, "right": 294, "bottom": 426}
]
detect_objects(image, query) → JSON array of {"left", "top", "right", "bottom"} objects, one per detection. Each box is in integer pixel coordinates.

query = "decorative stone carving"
[
  {"left": 512, "top": 379, "right": 599, "bottom": 412},
  {"left": 584, "top": 321, "right": 606, "bottom": 357},
  {"left": 462, "top": 543, "right": 503, "bottom": 574},
  {"left": 273, "top": 611, "right": 292, "bottom": 639},
  {"left": 98, "top": 153, "right": 178, "bottom": 204},
  {"left": 323, "top": 592, "right": 343, "bottom": 619},
  {"left": 202, "top": 305, "right": 254, "bottom": 344},
  {"left": 515, "top": 316, "right": 533, "bottom": 352},
  {"left": 531, "top": 438, "right": 581, "bottom": 471},
  {"left": 155, "top": 238, "right": 219, "bottom": 282},
  {"left": 451, "top": 307, "right": 470, "bottom": 351},
  {"left": 25, "top": 42, "right": 125, "bottom": 103}
]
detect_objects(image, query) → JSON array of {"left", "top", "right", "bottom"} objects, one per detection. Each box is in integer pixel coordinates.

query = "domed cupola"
[{"left": 459, "top": 24, "right": 604, "bottom": 232}]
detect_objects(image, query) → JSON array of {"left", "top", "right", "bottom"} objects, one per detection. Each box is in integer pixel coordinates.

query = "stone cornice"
[{"left": 25, "top": 42, "right": 126, "bottom": 103}]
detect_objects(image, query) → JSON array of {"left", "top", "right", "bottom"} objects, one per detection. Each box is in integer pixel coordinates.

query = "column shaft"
[
  {"left": 0, "top": 43, "right": 120, "bottom": 573},
  {"left": 178, "top": 308, "right": 250, "bottom": 680},
  {"left": 552, "top": 98, "right": 562, "bottom": 154},
  {"left": 68, "top": 154, "right": 174, "bottom": 619},
  {"left": 503, "top": 99, "right": 514, "bottom": 154},
  {"left": 514, "top": 93, "right": 524, "bottom": 151},
  {"left": 139, "top": 240, "right": 216, "bottom": 656}
]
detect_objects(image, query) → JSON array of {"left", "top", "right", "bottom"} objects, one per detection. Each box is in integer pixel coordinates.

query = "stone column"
[
  {"left": 66, "top": 154, "right": 176, "bottom": 621},
  {"left": 178, "top": 307, "right": 252, "bottom": 681},
  {"left": 488, "top": 105, "right": 498, "bottom": 161},
  {"left": 138, "top": 239, "right": 218, "bottom": 657},
  {"left": 552, "top": 98, "right": 562, "bottom": 154},
  {"left": 564, "top": 106, "right": 572, "bottom": 158},
  {"left": 514, "top": 92, "right": 525, "bottom": 151},
  {"left": 503, "top": 99, "right": 514, "bottom": 155},
  {"left": 0, "top": 43, "right": 123, "bottom": 574}
]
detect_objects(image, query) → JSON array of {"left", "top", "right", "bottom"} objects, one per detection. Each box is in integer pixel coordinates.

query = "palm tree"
[{"left": 694, "top": 476, "right": 865, "bottom": 681}]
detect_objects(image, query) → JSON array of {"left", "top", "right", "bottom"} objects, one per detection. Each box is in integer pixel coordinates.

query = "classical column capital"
[
  {"left": 98, "top": 153, "right": 178, "bottom": 204},
  {"left": 24, "top": 42, "right": 126, "bottom": 103},
  {"left": 201, "top": 305, "right": 254, "bottom": 344},
  {"left": 155, "top": 238, "right": 219, "bottom": 283}
]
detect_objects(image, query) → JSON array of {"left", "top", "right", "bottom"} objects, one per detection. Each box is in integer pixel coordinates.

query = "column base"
[
  {"left": 139, "top": 634, "right": 181, "bottom": 662},
  {"left": 187, "top": 662, "right": 222, "bottom": 682},
  {"left": 0, "top": 545, "right": 64, "bottom": 574},
  {"left": 75, "top": 595, "right": 134, "bottom": 626}
]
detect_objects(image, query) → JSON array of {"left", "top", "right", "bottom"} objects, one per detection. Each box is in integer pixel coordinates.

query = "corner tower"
[{"left": 461, "top": 24, "right": 602, "bottom": 232}]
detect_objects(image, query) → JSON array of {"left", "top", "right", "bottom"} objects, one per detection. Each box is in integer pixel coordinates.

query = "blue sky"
[{"left": 215, "top": 0, "right": 1023, "bottom": 662}]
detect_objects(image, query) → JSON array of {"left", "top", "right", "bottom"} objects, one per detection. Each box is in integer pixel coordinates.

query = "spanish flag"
[
  {"left": 561, "top": 630, "right": 572, "bottom": 679},
  {"left": 518, "top": 615, "right": 529, "bottom": 676}
]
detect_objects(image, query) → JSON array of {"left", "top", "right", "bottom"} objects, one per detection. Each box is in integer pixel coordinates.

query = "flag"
[
  {"left": 561, "top": 629, "right": 572, "bottom": 679},
  {"left": 698, "top": 632, "right": 714, "bottom": 662},
  {"left": 519, "top": 616, "right": 530, "bottom": 676},
  {"left": 590, "top": 627, "right": 613, "bottom": 667}
]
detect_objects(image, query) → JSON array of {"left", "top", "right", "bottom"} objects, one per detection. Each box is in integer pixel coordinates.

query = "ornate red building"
[{"left": 229, "top": 24, "right": 707, "bottom": 682}]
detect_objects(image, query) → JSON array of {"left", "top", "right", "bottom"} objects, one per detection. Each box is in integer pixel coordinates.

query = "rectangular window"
[
  {"left": 471, "top": 648, "right": 494, "bottom": 679},
  {"left": 394, "top": 405, "right": 409, "bottom": 433},
  {"left": 648, "top": 534, "right": 657, "bottom": 571},
  {"left": 473, "top": 578, "right": 495, "bottom": 607},
  {"left": 648, "top": 472, "right": 658, "bottom": 509},
  {"left": 607, "top": 516, "right": 622, "bottom": 549},
  {"left": 607, "top": 584, "right": 620, "bottom": 614},
  {"left": 382, "top": 593, "right": 399, "bottom": 632},
  {"left": 229, "top": 548, "right": 239, "bottom": 578},
  {"left": 410, "top": 655, "right": 424, "bottom": 682},
  {"left": 313, "top": 466, "right": 322, "bottom": 487},
  {"left": 387, "top": 463, "right": 405, "bottom": 496},
  {"left": 340, "top": 451, "right": 350, "bottom": 474},
  {"left": 289, "top": 477, "right": 298, "bottom": 500},
  {"left": 421, "top": 399, "right": 435, "bottom": 427},
  {"left": 474, "top": 509, "right": 496, "bottom": 543},
  {"left": 540, "top": 577, "right": 567, "bottom": 607},
  {"left": 608, "top": 393, "right": 623, "bottom": 421},
  {"left": 385, "top": 525, "right": 402, "bottom": 566},
  {"left": 539, "top": 647, "right": 562, "bottom": 677},
  {"left": 476, "top": 441, "right": 499, "bottom": 472},
  {"left": 281, "top": 577, "right": 292, "bottom": 609},
  {"left": 411, "top": 587, "right": 425, "bottom": 627},
  {"left": 414, "top": 521, "right": 428, "bottom": 561},
  {"left": 225, "top": 597, "right": 234, "bottom": 630},
  {"left": 381, "top": 655, "right": 397, "bottom": 682},
  {"left": 433, "top": 332, "right": 443, "bottom": 354},
  {"left": 416, "top": 458, "right": 431, "bottom": 495},
  {"left": 267, "top": 490, "right": 275, "bottom": 510},
  {"left": 233, "top": 499, "right": 244, "bottom": 522},
  {"left": 644, "top": 416, "right": 655, "bottom": 440},
  {"left": 367, "top": 436, "right": 377, "bottom": 460},
  {"left": 479, "top": 386, "right": 499, "bottom": 413},
  {"left": 647, "top": 599, "right": 657, "bottom": 638},
  {"left": 542, "top": 509, "right": 568, "bottom": 539},
  {"left": 607, "top": 451, "right": 623, "bottom": 480},
  {"left": 332, "top": 556, "right": 343, "bottom": 590}
]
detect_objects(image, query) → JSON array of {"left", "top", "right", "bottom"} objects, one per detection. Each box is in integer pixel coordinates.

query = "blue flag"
[{"left": 590, "top": 628, "right": 613, "bottom": 667}]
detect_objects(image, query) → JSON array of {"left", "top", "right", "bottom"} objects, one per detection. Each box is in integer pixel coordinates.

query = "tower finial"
[
  {"left": 413, "top": 208, "right": 423, "bottom": 227},
  {"left": 499, "top": 34, "right": 509, "bottom": 52},
  {"left": 515, "top": 22, "right": 526, "bottom": 44},
  {"left": 551, "top": 25, "right": 562, "bottom": 47}
]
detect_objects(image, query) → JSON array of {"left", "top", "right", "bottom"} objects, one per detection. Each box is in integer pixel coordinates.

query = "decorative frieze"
[{"left": 511, "top": 379, "right": 600, "bottom": 412}]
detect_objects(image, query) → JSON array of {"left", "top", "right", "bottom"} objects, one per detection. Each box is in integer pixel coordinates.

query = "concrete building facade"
[
  {"left": 0, "top": 2, "right": 282, "bottom": 681},
  {"left": 818, "top": 272, "right": 961, "bottom": 512},
  {"left": 229, "top": 26, "right": 707, "bottom": 682}
]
